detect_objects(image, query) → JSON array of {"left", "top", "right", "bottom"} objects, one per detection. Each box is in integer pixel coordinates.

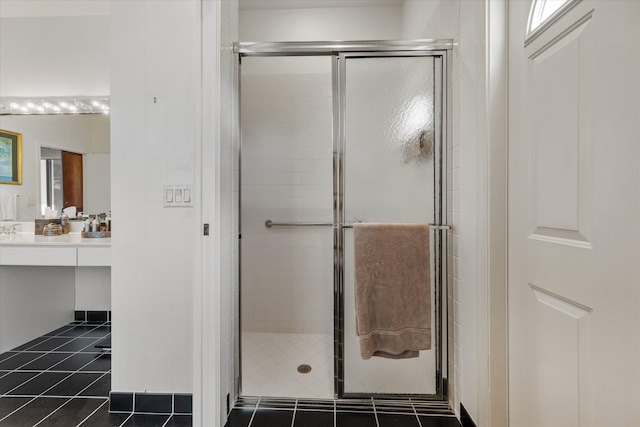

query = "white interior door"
[{"left": 508, "top": 1, "right": 640, "bottom": 426}]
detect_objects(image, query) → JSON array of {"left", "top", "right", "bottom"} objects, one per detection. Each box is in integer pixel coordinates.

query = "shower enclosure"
[{"left": 237, "top": 40, "right": 450, "bottom": 401}]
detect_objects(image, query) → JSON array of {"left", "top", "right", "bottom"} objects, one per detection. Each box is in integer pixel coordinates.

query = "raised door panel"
[
  {"left": 528, "top": 13, "right": 593, "bottom": 247},
  {"left": 529, "top": 285, "right": 591, "bottom": 427}
]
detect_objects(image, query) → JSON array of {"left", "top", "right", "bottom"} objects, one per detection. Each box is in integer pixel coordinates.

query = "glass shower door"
[
  {"left": 340, "top": 54, "right": 443, "bottom": 395},
  {"left": 240, "top": 56, "right": 335, "bottom": 399}
]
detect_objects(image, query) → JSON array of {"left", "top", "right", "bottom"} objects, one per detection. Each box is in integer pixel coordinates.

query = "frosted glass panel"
[{"left": 343, "top": 56, "right": 437, "bottom": 394}]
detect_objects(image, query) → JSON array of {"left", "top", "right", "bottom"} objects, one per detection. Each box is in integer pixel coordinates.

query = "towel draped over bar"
[{"left": 353, "top": 223, "right": 431, "bottom": 359}]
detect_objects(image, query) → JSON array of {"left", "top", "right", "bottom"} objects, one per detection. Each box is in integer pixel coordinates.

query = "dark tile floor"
[
  {"left": 1, "top": 322, "right": 459, "bottom": 427},
  {"left": 0, "top": 321, "right": 191, "bottom": 427},
  {"left": 224, "top": 398, "right": 461, "bottom": 427}
]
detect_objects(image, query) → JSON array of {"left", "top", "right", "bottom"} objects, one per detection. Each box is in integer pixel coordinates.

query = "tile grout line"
[
  {"left": 75, "top": 395, "right": 109, "bottom": 426},
  {"left": 1, "top": 370, "right": 55, "bottom": 396},
  {"left": 8, "top": 394, "right": 109, "bottom": 400},
  {"left": 18, "top": 340, "right": 104, "bottom": 399},
  {"left": 0, "top": 367, "right": 107, "bottom": 399},
  {"left": 0, "top": 323, "right": 110, "bottom": 398},
  {"left": 0, "top": 322, "right": 111, "bottom": 425},
  {"left": 118, "top": 412, "right": 134, "bottom": 427},
  {"left": 372, "top": 397, "right": 380, "bottom": 427},
  {"left": 247, "top": 396, "right": 261, "bottom": 427},
  {"left": 159, "top": 392, "right": 178, "bottom": 427},
  {"left": 0, "top": 322, "right": 107, "bottom": 379},
  {"left": 6, "top": 321, "right": 106, "bottom": 353},
  {"left": 32, "top": 396, "right": 73, "bottom": 427},
  {"left": 74, "top": 371, "right": 111, "bottom": 398},
  {"left": 290, "top": 398, "right": 298, "bottom": 427},
  {"left": 0, "top": 396, "right": 39, "bottom": 423},
  {"left": 412, "top": 401, "right": 423, "bottom": 427},
  {"left": 19, "top": 322, "right": 104, "bottom": 352}
]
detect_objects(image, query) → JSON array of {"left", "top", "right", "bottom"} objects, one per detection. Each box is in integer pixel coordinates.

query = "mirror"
[
  {"left": 0, "top": 6, "right": 110, "bottom": 221},
  {"left": 0, "top": 114, "right": 110, "bottom": 221}
]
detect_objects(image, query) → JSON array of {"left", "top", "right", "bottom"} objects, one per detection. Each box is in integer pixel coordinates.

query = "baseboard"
[
  {"left": 109, "top": 391, "right": 193, "bottom": 415},
  {"left": 460, "top": 403, "right": 477, "bottom": 427},
  {"left": 75, "top": 310, "right": 111, "bottom": 323}
]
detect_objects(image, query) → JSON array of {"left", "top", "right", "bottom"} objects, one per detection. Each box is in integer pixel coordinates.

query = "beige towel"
[{"left": 354, "top": 223, "right": 431, "bottom": 359}]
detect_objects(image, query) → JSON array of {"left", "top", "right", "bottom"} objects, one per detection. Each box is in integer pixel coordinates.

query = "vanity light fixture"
[{"left": 0, "top": 97, "right": 110, "bottom": 115}]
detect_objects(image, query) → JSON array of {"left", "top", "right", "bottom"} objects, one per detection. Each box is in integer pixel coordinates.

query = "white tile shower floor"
[{"left": 241, "top": 332, "right": 334, "bottom": 399}]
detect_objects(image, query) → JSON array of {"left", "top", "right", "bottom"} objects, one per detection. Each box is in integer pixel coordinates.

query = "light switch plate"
[{"left": 164, "top": 185, "right": 193, "bottom": 207}]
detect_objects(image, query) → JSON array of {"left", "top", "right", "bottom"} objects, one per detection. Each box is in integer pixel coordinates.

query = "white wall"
[
  {"left": 240, "top": 5, "right": 402, "bottom": 41},
  {"left": 0, "top": 115, "right": 110, "bottom": 220},
  {"left": 197, "top": 0, "right": 239, "bottom": 423},
  {"left": 111, "top": 0, "right": 200, "bottom": 395},
  {"left": 0, "top": 14, "right": 109, "bottom": 97},
  {"left": 402, "top": 0, "right": 439, "bottom": 39},
  {"left": 84, "top": 153, "right": 110, "bottom": 214},
  {"left": 404, "top": 2, "right": 503, "bottom": 424}
]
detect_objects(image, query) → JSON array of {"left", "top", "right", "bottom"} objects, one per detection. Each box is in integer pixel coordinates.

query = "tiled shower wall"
[{"left": 240, "top": 63, "right": 334, "bottom": 334}]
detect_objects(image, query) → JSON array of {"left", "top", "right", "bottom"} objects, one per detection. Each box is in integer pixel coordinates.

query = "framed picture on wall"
[{"left": 0, "top": 129, "right": 22, "bottom": 185}]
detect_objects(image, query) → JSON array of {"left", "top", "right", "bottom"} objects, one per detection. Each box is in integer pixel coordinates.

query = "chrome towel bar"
[
  {"left": 264, "top": 219, "right": 451, "bottom": 230},
  {"left": 265, "top": 220, "right": 333, "bottom": 228},
  {"left": 342, "top": 223, "right": 451, "bottom": 230}
]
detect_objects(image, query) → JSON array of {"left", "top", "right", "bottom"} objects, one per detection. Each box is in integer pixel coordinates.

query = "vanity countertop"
[{"left": 0, "top": 232, "right": 110, "bottom": 247}]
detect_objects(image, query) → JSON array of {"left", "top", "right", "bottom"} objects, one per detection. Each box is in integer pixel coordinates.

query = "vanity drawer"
[
  {"left": 0, "top": 247, "right": 77, "bottom": 266},
  {"left": 77, "top": 247, "right": 111, "bottom": 266}
]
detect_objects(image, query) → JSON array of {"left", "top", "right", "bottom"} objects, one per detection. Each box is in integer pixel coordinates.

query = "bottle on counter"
[{"left": 60, "top": 212, "right": 69, "bottom": 234}]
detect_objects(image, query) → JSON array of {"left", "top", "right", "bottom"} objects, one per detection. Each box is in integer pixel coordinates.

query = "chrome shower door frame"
[
  {"left": 236, "top": 40, "right": 451, "bottom": 402},
  {"left": 334, "top": 50, "right": 448, "bottom": 399}
]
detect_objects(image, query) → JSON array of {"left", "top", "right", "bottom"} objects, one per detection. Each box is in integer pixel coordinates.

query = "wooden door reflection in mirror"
[{"left": 61, "top": 151, "right": 83, "bottom": 212}]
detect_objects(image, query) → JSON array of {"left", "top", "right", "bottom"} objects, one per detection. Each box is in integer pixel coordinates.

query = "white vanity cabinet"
[
  {"left": 0, "top": 246, "right": 78, "bottom": 266},
  {"left": 0, "top": 234, "right": 111, "bottom": 353}
]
